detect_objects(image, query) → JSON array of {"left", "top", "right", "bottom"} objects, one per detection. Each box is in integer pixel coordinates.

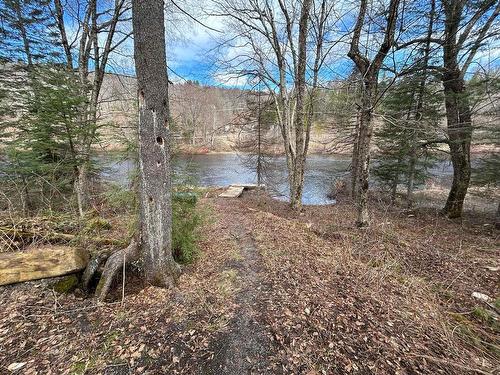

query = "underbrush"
[
  {"left": 172, "top": 191, "right": 207, "bottom": 264},
  {"left": 103, "top": 183, "right": 207, "bottom": 264},
  {"left": 1, "top": 181, "right": 207, "bottom": 267}
]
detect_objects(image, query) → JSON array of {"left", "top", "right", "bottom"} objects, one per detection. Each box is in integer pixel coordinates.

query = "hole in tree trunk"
[
  {"left": 156, "top": 136, "right": 163, "bottom": 145},
  {"left": 149, "top": 197, "right": 153, "bottom": 203}
]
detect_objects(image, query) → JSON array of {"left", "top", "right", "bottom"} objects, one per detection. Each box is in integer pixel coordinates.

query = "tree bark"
[
  {"left": 355, "top": 82, "right": 375, "bottom": 226},
  {"left": 351, "top": 113, "right": 360, "bottom": 198},
  {"left": 133, "top": 0, "right": 180, "bottom": 286},
  {"left": 407, "top": 0, "right": 435, "bottom": 209},
  {"left": 438, "top": 0, "right": 499, "bottom": 218},
  {"left": 75, "top": 163, "right": 90, "bottom": 218},
  {"left": 289, "top": 0, "right": 312, "bottom": 210},
  {"left": 441, "top": 71, "right": 472, "bottom": 218},
  {"left": 12, "top": 0, "right": 33, "bottom": 67},
  {"left": 347, "top": 0, "right": 401, "bottom": 226},
  {"left": 391, "top": 169, "right": 400, "bottom": 205},
  {"left": 53, "top": 0, "right": 73, "bottom": 69},
  {"left": 406, "top": 148, "right": 416, "bottom": 208},
  {"left": 496, "top": 202, "right": 500, "bottom": 230}
]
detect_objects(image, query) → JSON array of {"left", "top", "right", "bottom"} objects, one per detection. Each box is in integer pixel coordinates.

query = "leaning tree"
[{"left": 396, "top": 0, "right": 500, "bottom": 218}]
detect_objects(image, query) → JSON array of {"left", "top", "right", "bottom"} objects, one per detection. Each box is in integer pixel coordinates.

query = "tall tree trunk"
[
  {"left": 391, "top": 167, "right": 399, "bottom": 205},
  {"left": 257, "top": 89, "right": 262, "bottom": 186},
  {"left": 355, "top": 81, "right": 375, "bottom": 226},
  {"left": 289, "top": 158, "right": 306, "bottom": 210},
  {"left": 75, "top": 164, "right": 90, "bottom": 217},
  {"left": 12, "top": 0, "right": 33, "bottom": 67},
  {"left": 53, "top": 0, "right": 73, "bottom": 69},
  {"left": 406, "top": 148, "right": 416, "bottom": 208},
  {"left": 289, "top": 0, "right": 312, "bottom": 211},
  {"left": 347, "top": 0, "right": 401, "bottom": 226},
  {"left": 407, "top": 0, "right": 434, "bottom": 209},
  {"left": 495, "top": 202, "right": 500, "bottom": 230},
  {"left": 442, "top": 72, "right": 472, "bottom": 218},
  {"left": 351, "top": 112, "right": 360, "bottom": 198},
  {"left": 132, "top": 0, "right": 179, "bottom": 286}
]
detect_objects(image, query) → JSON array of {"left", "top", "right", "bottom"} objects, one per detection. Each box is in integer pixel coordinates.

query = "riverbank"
[{"left": 0, "top": 190, "right": 498, "bottom": 374}]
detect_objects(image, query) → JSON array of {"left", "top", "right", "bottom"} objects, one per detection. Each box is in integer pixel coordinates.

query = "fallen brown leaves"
[
  {"left": 232, "top": 192, "right": 499, "bottom": 374},
  {"left": 0, "top": 192, "right": 498, "bottom": 374},
  {"left": 0, "top": 202, "right": 241, "bottom": 374}
]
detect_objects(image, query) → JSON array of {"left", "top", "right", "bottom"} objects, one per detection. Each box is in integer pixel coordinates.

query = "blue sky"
[{"left": 69, "top": 1, "right": 500, "bottom": 88}]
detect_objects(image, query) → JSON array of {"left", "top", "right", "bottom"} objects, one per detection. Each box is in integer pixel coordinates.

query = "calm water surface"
[{"left": 100, "top": 153, "right": 453, "bottom": 206}]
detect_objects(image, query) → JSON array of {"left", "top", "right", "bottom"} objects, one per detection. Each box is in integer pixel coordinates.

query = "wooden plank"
[
  {"left": 0, "top": 246, "right": 89, "bottom": 286},
  {"left": 231, "top": 183, "right": 264, "bottom": 190},
  {"left": 219, "top": 186, "right": 245, "bottom": 198}
]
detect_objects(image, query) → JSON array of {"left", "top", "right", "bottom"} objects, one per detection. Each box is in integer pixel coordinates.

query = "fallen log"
[
  {"left": 0, "top": 226, "right": 126, "bottom": 247},
  {"left": 0, "top": 246, "right": 89, "bottom": 286}
]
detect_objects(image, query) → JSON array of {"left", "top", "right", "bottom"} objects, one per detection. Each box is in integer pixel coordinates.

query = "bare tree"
[
  {"left": 52, "top": 0, "right": 132, "bottom": 216},
  {"left": 347, "top": 0, "right": 401, "bottom": 226},
  {"left": 439, "top": 0, "right": 500, "bottom": 218},
  {"left": 213, "top": 0, "right": 334, "bottom": 209},
  {"left": 395, "top": 0, "right": 500, "bottom": 218}
]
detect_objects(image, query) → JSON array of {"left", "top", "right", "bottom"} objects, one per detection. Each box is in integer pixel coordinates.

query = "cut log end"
[{"left": 0, "top": 246, "right": 89, "bottom": 286}]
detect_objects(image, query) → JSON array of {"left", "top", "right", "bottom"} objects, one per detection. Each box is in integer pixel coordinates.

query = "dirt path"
[{"left": 202, "top": 208, "right": 274, "bottom": 374}]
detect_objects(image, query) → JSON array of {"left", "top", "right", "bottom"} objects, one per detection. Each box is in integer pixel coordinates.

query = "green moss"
[
  {"left": 70, "top": 361, "right": 87, "bottom": 375},
  {"left": 69, "top": 357, "right": 97, "bottom": 374},
  {"left": 95, "top": 276, "right": 105, "bottom": 296},
  {"left": 472, "top": 307, "right": 500, "bottom": 331},
  {"left": 53, "top": 275, "right": 79, "bottom": 294},
  {"left": 217, "top": 269, "right": 238, "bottom": 298},
  {"left": 431, "top": 284, "right": 454, "bottom": 300},
  {"left": 84, "top": 217, "right": 111, "bottom": 232}
]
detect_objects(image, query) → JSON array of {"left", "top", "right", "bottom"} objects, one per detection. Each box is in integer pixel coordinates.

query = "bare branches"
[
  {"left": 347, "top": 0, "right": 369, "bottom": 75},
  {"left": 459, "top": 0, "right": 500, "bottom": 77}
]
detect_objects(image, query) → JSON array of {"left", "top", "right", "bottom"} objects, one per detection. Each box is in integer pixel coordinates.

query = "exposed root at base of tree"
[
  {"left": 95, "top": 239, "right": 140, "bottom": 301},
  {"left": 90, "top": 240, "right": 182, "bottom": 301}
]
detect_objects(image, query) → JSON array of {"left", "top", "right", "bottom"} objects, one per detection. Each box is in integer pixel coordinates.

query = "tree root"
[
  {"left": 81, "top": 251, "right": 110, "bottom": 292},
  {"left": 95, "top": 239, "right": 140, "bottom": 302}
]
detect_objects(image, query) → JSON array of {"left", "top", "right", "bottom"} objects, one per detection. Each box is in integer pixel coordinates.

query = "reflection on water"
[
  {"left": 100, "top": 153, "right": 350, "bottom": 205},
  {"left": 99, "top": 153, "right": 453, "bottom": 206}
]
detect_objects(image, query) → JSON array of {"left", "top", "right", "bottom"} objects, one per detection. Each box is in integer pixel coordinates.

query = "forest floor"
[{"left": 0, "top": 190, "right": 499, "bottom": 374}]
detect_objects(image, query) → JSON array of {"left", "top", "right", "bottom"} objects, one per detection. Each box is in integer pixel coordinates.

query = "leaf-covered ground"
[{"left": 0, "top": 191, "right": 498, "bottom": 374}]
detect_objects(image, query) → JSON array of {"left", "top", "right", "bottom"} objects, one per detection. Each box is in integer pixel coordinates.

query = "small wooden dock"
[{"left": 219, "top": 184, "right": 262, "bottom": 198}]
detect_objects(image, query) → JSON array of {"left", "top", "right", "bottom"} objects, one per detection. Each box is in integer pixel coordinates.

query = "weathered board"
[
  {"left": 219, "top": 184, "right": 266, "bottom": 198},
  {"left": 231, "top": 184, "right": 262, "bottom": 190},
  {"left": 0, "top": 246, "right": 89, "bottom": 286},
  {"left": 219, "top": 185, "right": 245, "bottom": 198}
]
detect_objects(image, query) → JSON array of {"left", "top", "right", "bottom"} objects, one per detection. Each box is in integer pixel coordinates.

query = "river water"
[{"left": 100, "top": 153, "right": 454, "bottom": 205}]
